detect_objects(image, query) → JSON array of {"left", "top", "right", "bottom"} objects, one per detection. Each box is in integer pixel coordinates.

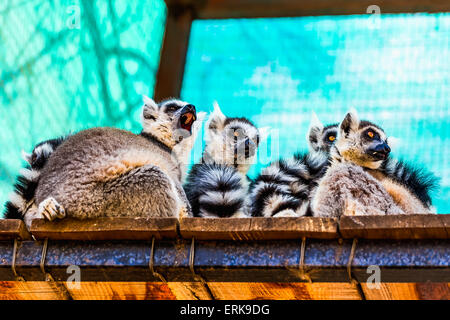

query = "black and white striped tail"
[
  {"left": 184, "top": 163, "right": 247, "bottom": 218},
  {"left": 381, "top": 157, "right": 439, "bottom": 209},
  {"left": 3, "top": 168, "right": 40, "bottom": 219},
  {"left": 248, "top": 152, "right": 329, "bottom": 217},
  {"left": 2, "top": 136, "right": 67, "bottom": 219}
]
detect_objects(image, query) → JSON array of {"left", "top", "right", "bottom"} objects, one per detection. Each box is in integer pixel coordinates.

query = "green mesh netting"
[
  {"left": 182, "top": 13, "right": 450, "bottom": 213},
  {"left": 0, "top": 0, "right": 166, "bottom": 212}
]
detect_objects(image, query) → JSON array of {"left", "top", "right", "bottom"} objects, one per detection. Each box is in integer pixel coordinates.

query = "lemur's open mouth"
[
  {"left": 179, "top": 104, "right": 197, "bottom": 133},
  {"left": 180, "top": 112, "right": 196, "bottom": 132},
  {"left": 368, "top": 150, "right": 388, "bottom": 161}
]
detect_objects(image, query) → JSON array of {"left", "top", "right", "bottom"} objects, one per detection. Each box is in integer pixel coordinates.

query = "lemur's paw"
[
  {"left": 178, "top": 206, "right": 190, "bottom": 219},
  {"left": 38, "top": 197, "right": 66, "bottom": 221},
  {"left": 232, "top": 211, "right": 250, "bottom": 218},
  {"left": 272, "top": 209, "right": 298, "bottom": 217}
]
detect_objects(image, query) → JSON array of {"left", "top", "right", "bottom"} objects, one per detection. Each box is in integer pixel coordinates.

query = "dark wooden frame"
[{"left": 154, "top": 0, "right": 450, "bottom": 100}]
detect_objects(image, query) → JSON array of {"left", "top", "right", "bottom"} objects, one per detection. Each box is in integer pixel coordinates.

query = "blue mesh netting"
[{"left": 182, "top": 13, "right": 450, "bottom": 213}]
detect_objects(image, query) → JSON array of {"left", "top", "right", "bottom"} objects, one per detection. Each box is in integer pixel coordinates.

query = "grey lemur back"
[
  {"left": 311, "top": 110, "right": 438, "bottom": 217},
  {"left": 184, "top": 102, "right": 265, "bottom": 218},
  {"left": 32, "top": 97, "right": 200, "bottom": 224}
]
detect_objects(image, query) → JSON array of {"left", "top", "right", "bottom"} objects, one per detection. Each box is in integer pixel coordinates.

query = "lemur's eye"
[
  {"left": 367, "top": 131, "right": 374, "bottom": 138},
  {"left": 234, "top": 131, "right": 240, "bottom": 137},
  {"left": 328, "top": 135, "right": 336, "bottom": 142}
]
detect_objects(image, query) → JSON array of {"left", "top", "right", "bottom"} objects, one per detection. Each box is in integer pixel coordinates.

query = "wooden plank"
[
  {"left": 30, "top": 218, "right": 178, "bottom": 240},
  {"left": 189, "top": 0, "right": 450, "bottom": 19},
  {"left": 179, "top": 217, "right": 339, "bottom": 240},
  {"left": 167, "top": 282, "right": 214, "bottom": 300},
  {"left": 0, "top": 219, "right": 31, "bottom": 240},
  {"left": 1, "top": 282, "right": 447, "bottom": 299},
  {"left": 362, "top": 283, "right": 450, "bottom": 300},
  {"left": 207, "top": 282, "right": 362, "bottom": 300},
  {"left": 0, "top": 281, "right": 69, "bottom": 300},
  {"left": 68, "top": 282, "right": 176, "bottom": 300},
  {"left": 340, "top": 214, "right": 450, "bottom": 239},
  {"left": 154, "top": 2, "right": 193, "bottom": 101}
]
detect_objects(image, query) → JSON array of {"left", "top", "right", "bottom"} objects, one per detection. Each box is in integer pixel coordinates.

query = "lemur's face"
[
  {"left": 223, "top": 118, "right": 260, "bottom": 162},
  {"left": 308, "top": 124, "right": 338, "bottom": 153},
  {"left": 335, "top": 111, "right": 391, "bottom": 169},
  {"left": 141, "top": 97, "right": 197, "bottom": 145},
  {"left": 205, "top": 103, "right": 261, "bottom": 166}
]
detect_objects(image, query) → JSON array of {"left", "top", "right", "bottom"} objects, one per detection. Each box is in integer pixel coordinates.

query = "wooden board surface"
[
  {"left": 30, "top": 218, "right": 178, "bottom": 240},
  {"left": 340, "top": 214, "right": 450, "bottom": 239},
  {"left": 207, "top": 282, "right": 362, "bottom": 300},
  {"left": 361, "top": 283, "right": 450, "bottom": 300},
  {"left": 179, "top": 217, "right": 339, "bottom": 240},
  {"left": 2, "top": 281, "right": 448, "bottom": 300},
  {"left": 0, "top": 219, "right": 31, "bottom": 240}
]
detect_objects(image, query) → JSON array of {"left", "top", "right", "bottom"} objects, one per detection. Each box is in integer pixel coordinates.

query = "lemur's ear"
[
  {"left": 21, "top": 150, "right": 32, "bottom": 164},
  {"left": 207, "top": 101, "right": 226, "bottom": 133},
  {"left": 340, "top": 109, "right": 360, "bottom": 137},
  {"left": 142, "top": 95, "right": 159, "bottom": 121},
  {"left": 307, "top": 111, "right": 324, "bottom": 151}
]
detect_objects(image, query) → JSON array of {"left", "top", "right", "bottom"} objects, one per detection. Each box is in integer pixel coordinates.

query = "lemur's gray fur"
[
  {"left": 311, "top": 110, "right": 436, "bottom": 217},
  {"left": 248, "top": 113, "right": 336, "bottom": 217},
  {"left": 27, "top": 97, "right": 201, "bottom": 227},
  {"left": 184, "top": 102, "right": 266, "bottom": 218}
]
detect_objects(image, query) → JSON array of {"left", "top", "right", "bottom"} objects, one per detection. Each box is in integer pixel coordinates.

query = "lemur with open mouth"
[
  {"left": 311, "top": 110, "right": 438, "bottom": 217},
  {"left": 12, "top": 97, "right": 201, "bottom": 228},
  {"left": 184, "top": 102, "right": 266, "bottom": 218},
  {"left": 247, "top": 113, "right": 337, "bottom": 217},
  {"left": 3, "top": 136, "right": 67, "bottom": 223}
]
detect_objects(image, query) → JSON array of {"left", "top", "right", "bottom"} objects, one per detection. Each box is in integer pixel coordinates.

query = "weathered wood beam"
[
  {"left": 191, "top": 0, "right": 450, "bottom": 19},
  {"left": 180, "top": 217, "right": 338, "bottom": 240},
  {"left": 0, "top": 220, "right": 31, "bottom": 240},
  {"left": 0, "top": 238, "right": 448, "bottom": 282},
  {"left": 1, "top": 281, "right": 448, "bottom": 300},
  {"left": 340, "top": 214, "right": 450, "bottom": 239},
  {"left": 1, "top": 215, "right": 449, "bottom": 241},
  {"left": 30, "top": 218, "right": 178, "bottom": 240},
  {"left": 154, "top": 1, "right": 194, "bottom": 101}
]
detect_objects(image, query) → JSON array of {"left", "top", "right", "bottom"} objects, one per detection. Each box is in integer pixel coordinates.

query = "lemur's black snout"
[
  {"left": 183, "top": 104, "right": 196, "bottom": 114},
  {"left": 368, "top": 142, "right": 391, "bottom": 160},
  {"left": 244, "top": 138, "right": 256, "bottom": 158}
]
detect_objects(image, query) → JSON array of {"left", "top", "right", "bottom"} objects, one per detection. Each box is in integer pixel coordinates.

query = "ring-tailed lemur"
[
  {"left": 247, "top": 113, "right": 337, "bottom": 217},
  {"left": 24, "top": 97, "right": 202, "bottom": 227},
  {"left": 307, "top": 112, "right": 338, "bottom": 155},
  {"left": 311, "top": 110, "right": 438, "bottom": 217},
  {"left": 184, "top": 102, "right": 266, "bottom": 218},
  {"left": 3, "top": 136, "right": 67, "bottom": 223}
]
